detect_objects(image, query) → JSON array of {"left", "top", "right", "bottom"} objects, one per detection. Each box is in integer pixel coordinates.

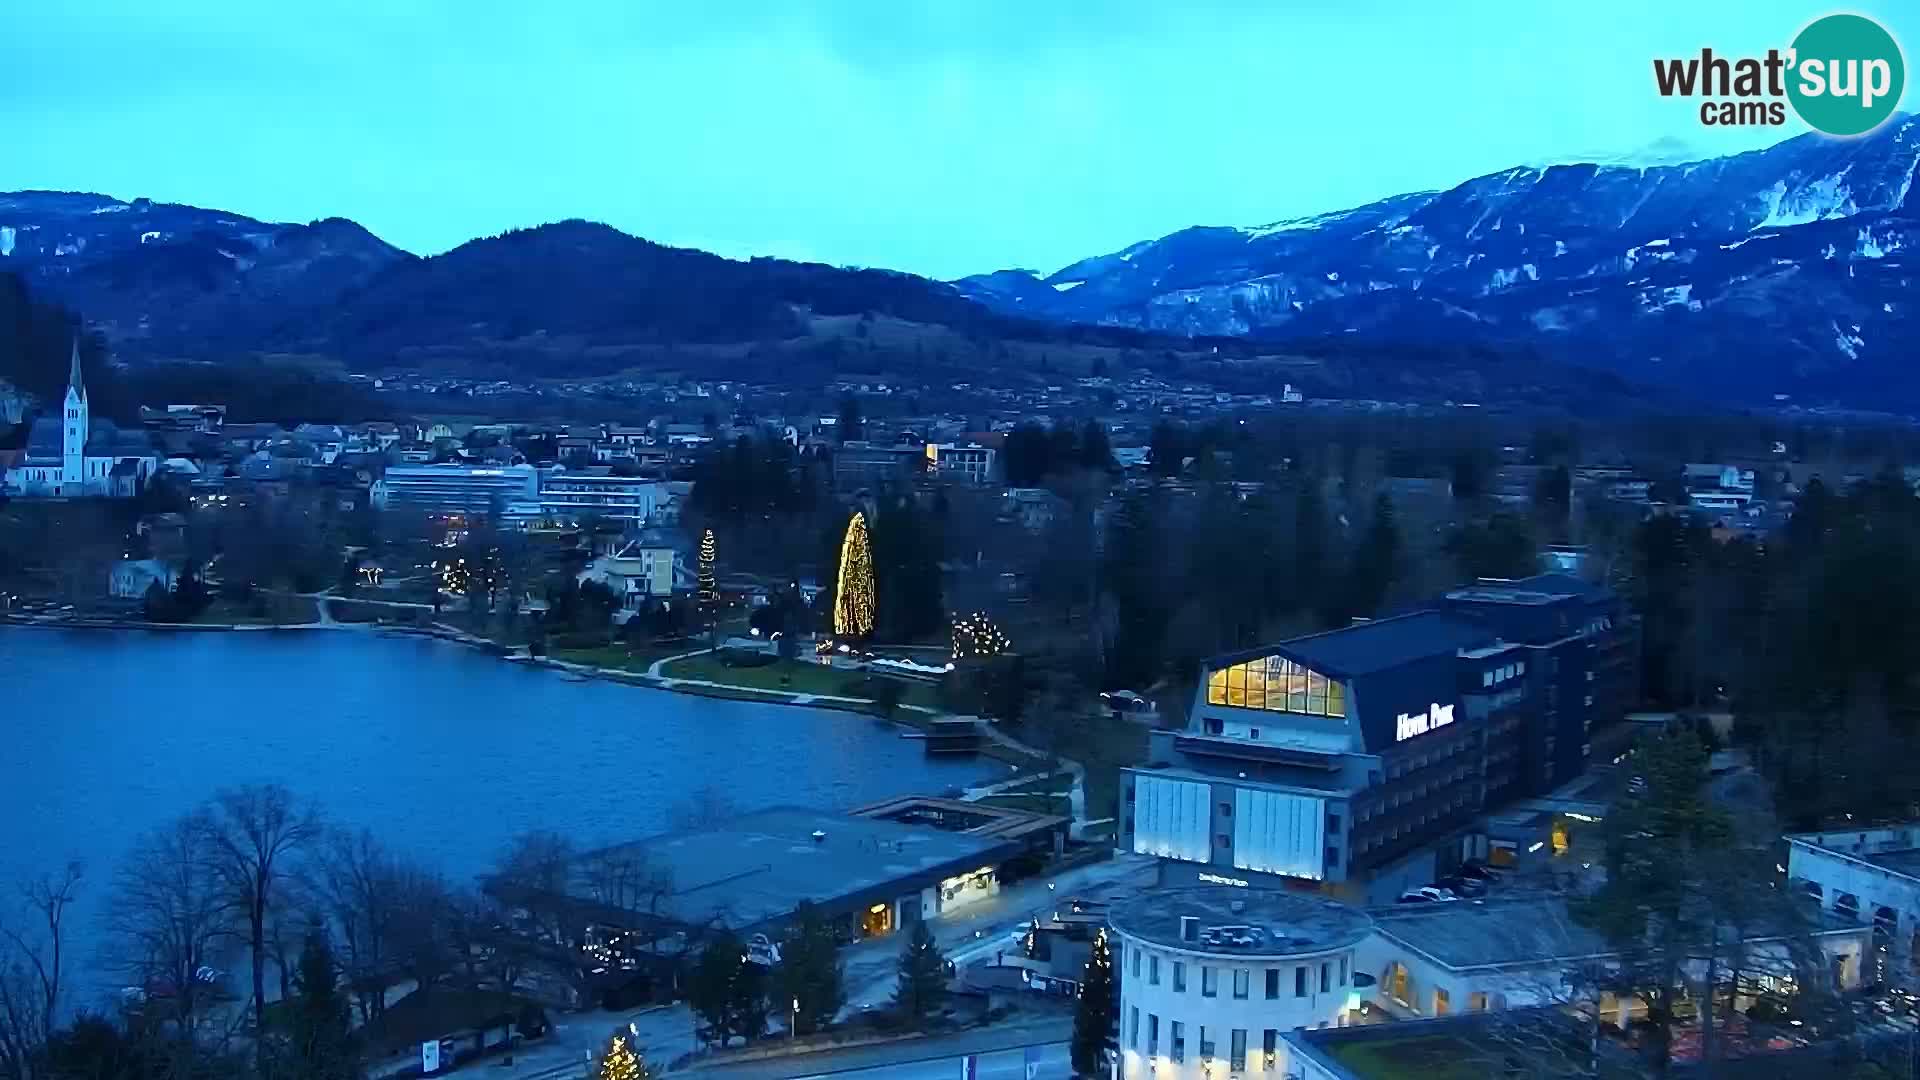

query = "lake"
[{"left": 1, "top": 627, "right": 992, "bottom": 1007}]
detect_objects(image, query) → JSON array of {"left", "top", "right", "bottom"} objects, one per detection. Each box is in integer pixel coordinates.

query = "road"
[
  {"left": 682, "top": 1024, "right": 1072, "bottom": 1080},
  {"left": 838, "top": 853, "right": 1156, "bottom": 1014},
  {"left": 789, "top": 1041, "right": 1069, "bottom": 1079}
]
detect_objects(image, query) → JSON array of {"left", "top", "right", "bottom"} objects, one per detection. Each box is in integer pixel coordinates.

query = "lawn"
[
  {"left": 658, "top": 654, "right": 943, "bottom": 708},
  {"left": 551, "top": 640, "right": 691, "bottom": 673}
]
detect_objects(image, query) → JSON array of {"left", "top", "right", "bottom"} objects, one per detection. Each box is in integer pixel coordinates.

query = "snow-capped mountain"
[
  {"left": 958, "top": 116, "right": 1920, "bottom": 406},
  {"left": 0, "top": 191, "right": 407, "bottom": 349}
]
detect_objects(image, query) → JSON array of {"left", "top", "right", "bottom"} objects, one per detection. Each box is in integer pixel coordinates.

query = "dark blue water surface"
[{"left": 2, "top": 628, "right": 990, "bottom": 1006}]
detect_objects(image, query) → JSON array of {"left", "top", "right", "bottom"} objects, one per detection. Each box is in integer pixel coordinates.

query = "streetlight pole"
[{"left": 791, "top": 997, "right": 799, "bottom": 1041}]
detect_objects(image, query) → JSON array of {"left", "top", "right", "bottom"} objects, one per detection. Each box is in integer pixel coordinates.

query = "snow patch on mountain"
[
  {"left": 1051, "top": 280, "right": 1084, "bottom": 292},
  {"left": 0, "top": 226, "right": 12, "bottom": 257}
]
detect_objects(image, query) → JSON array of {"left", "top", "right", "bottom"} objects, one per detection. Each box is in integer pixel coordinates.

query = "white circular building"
[{"left": 1111, "top": 886, "right": 1374, "bottom": 1079}]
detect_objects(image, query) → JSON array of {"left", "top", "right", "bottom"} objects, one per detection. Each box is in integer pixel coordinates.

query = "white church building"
[{"left": 2, "top": 339, "right": 159, "bottom": 499}]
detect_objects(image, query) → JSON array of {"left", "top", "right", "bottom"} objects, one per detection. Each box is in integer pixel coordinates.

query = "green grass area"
[
  {"left": 1327, "top": 1031, "right": 1588, "bottom": 1080},
  {"left": 658, "top": 654, "right": 943, "bottom": 709},
  {"left": 669, "top": 682, "right": 800, "bottom": 704},
  {"left": 551, "top": 641, "right": 690, "bottom": 672},
  {"left": 1023, "top": 711, "right": 1149, "bottom": 821}
]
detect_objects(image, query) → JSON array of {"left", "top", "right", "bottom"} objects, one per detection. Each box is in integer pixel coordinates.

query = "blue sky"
[{"left": 1, "top": 1, "right": 1910, "bottom": 279}]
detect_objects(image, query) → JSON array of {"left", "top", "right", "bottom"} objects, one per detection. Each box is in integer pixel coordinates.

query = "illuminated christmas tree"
[
  {"left": 834, "top": 512, "right": 875, "bottom": 641},
  {"left": 597, "top": 1034, "right": 652, "bottom": 1080},
  {"left": 697, "top": 528, "right": 718, "bottom": 618},
  {"left": 1070, "top": 929, "right": 1116, "bottom": 1077},
  {"left": 951, "top": 611, "right": 1011, "bottom": 660}
]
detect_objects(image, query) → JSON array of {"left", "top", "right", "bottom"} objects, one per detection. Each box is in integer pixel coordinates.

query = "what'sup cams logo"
[{"left": 1654, "top": 13, "right": 1905, "bottom": 136}]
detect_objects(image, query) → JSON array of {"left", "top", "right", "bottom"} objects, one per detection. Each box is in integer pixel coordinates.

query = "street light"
[{"left": 790, "top": 997, "right": 799, "bottom": 1041}]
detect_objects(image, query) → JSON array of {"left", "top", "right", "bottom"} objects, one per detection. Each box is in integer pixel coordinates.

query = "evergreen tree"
[
  {"left": 688, "top": 931, "right": 745, "bottom": 1047},
  {"left": 286, "top": 927, "right": 360, "bottom": 1080},
  {"left": 697, "top": 528, "right": 718, "bottom": 625},
  {"left": 890, "top": 920, "right": 947, "bottom": 1023},
  {"left": 776, "top": 902, "right": 845, "bottom": 1036},
  {"left": 1070, "top": 930, "right": 1116, "bottom": 1078},
  {"left": 596, "top": 1034, "right": 652, "bottom": 1080},
  {"left": 833, "top": 513, "right": 876, "bottom": 641},
  {"left": 1077, "top": 420, "right": 1114, "bottom": 473},
  {"left": 1338, "top": 493, "right": 1400, "bottom": 622}
]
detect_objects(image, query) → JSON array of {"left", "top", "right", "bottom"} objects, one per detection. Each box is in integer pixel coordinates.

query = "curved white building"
[{"left": 1112, "top": 886, "right": 1373, "bottom": 1079}]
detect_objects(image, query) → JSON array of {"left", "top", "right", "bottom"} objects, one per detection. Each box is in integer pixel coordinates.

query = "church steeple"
[
  {"left": 62, "top": 333, "right": 89, "bottom": 487},
  {"left": 67, "top": 336, "right": 86, "bottom": 402}
]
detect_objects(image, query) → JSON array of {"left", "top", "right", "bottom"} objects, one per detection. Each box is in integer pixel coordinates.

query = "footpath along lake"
[{"left": 2, "top": 627, "right": 991, "bottom": 1007}]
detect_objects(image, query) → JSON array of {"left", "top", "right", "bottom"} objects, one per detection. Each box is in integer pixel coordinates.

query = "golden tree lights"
[
  {"left": 951, "top": 611, "right": 1011, "bottom": 660},
  {"left": 834, "top": 512, "right": 875, "bottom": 640},
  {"left": 697, "top": 528, "right": 718, "bottom": 614},
  {"left": 597, "top": 1034, "right": 650, "bottom": 1080}
]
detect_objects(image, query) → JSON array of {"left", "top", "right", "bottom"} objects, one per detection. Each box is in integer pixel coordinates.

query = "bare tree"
[
  {"left": 0, "top": 863, "right": 82, "bottom": 1080},
  {"left": 105, "top": 813, "right": 238, "bottom": 1066},
  {"left": 203, "top": 783, "right": 321, "bottom": 1054},
  {"left": 315, "top": 828, "right": 401, "bottom": 1026}
]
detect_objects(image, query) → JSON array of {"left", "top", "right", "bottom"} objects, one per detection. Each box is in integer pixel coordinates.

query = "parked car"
[
  {"left": 1397, "top": 886, "right": 1459, "bottom": 904},
  {"left": 1435, "top": 874, "right": 1487, "bottom": 897}
]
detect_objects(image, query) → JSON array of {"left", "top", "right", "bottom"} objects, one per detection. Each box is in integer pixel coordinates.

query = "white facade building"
[
  {"left": 370, "top": 463, "right": 541, "bottom": 518},
  {"left": 1788, "top": 823, "right": 1920, "bottom": 987},
  {"left": 3, "top": 340, "right": 159, "bottom": 499},
  {"left": 536, "top": 469, "right": 661, "bottom": 525},
  {"left": 1112, "top": 886, "right": 1373, "bottom": 1079},
  {"left": 1361, "top": 897, "right": 1868, "bottom": 1031}
]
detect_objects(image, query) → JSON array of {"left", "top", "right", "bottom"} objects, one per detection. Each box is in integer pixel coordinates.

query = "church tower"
[{"left": 61, "top": 336, "right": 87, "bottom": 487}]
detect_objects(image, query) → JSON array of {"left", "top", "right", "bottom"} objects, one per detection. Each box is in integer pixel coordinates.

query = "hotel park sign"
[{"left": 1394, "top": 702, "right": 1456, "bottom": 742}]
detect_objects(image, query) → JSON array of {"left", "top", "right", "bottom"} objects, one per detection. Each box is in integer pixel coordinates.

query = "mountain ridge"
[{"left": 954, "top": 116, "right": 1920, "bottom": 406}]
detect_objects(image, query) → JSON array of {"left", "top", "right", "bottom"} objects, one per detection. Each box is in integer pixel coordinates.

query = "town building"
[
  {"left": 576, "top": 532, "right": 692, "bottom": 619},
  {"left": 1359, "top": 896, "right": 1866, "bottom": 1030},
  {"left": 1787, "top": 822, "right": 1920, "bottom": 987},
  {"left": 2, "top": 341, "right": 160, "bottom": 499},
  {"left": 535, "top": 468, "right": 661, "bottom": 525},
  {"left": 369, "top": 463, "right": 541, "bottom": 518},
  {"left": 925, "top": 442, "right": 997, "bottom": 484},
  {"left": 832, "top": 443, "right": 924, "bottom": 494},
  {"left": 1118, "top": 574, "right": 1638, "bottom": 902},
  {"left": 1112, "top": 886, "right": 1374, "bottom": 1079},
  {"left": 496, "top": 807, "right": 1028, "bottom": 955}
]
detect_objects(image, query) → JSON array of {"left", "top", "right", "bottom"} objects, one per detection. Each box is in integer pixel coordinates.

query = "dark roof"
[
  {"left": 1110, "top": 886, "right": 1373, "bottom": 957},
  {"left": 1210, "top": 610, "right": 1494, "bottom": 678},
  {"left": 22, "top": 418, "right": 60, "bottom": 462}
]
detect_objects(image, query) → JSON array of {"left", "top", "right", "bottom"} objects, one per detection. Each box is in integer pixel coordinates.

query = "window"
[
  {"left": 1130, "top": 945, "right": 1140, "bottom": 978},
  {"left": 1207, "top": 657, "right": 1347, "bottom": 717},
  {"left": 1198, "top": 1026, "right": 1215, "bottom": 1061},
  {"left": 1469, "top": 991, "right": 1489, "bottom": 1011},
  {"left": 1434, "top": 987, "right": 1451, "bottom": 1016},
  {"left": 1201, "top": 966, "right": 1218, "bottom": 997},
  {"left": 1130, "top": 1007, "right": 1139, "bottom": 1047},
  {"left": 1220, "top": 801, "right": 1232, "bottom": 816},
  {"left": 1230, "top": 1029, "right": 1248, "bottom": 1071},
  {"left": 1265, "top": 968, "right": 1280, "bottom": 999},
  {"left": 1233, "top": 968, "right": 1249, "bottom": 999},
  {"left": 1172, "top": 961, "right": 1186, "bottom": 992},
  {"left": 1148, "top": 1014, "right": 1159, "bottom": 1055},
  {"left": 1149, "top": 955, "right": 1159, "bottom": 986},
  {"left": 1170, "top": 1021, "right": 1185, "bottom": 1063},
  {"left": 1295, "top": 966, "right": 1307, "bottom": 997},
  {"left": 1218, "top": 834, "right": 1232, "bottom": 848},
  {"left": 1263, "top": 1029, "right": 1278, "bottom": 1063},
  {"left": 1483, "top": 670, "right": 1494, "bottom": 687},
  {"left": 1327, "top": 812, "right": 1343, "bottom": 833},
  {"left": 1321, "top": 962, "right": 1330, "bottom": 993},
  {"left": 1339, "top": 956, "right": 1348, "bottom": 985}
]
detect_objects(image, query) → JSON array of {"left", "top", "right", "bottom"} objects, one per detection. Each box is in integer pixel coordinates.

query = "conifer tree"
[
  {"left": 1070, "top": 930, "right": 1117, "bottom": 1078},
  {"left": 891, "top": 920, "right": 947, "bottom": 1023},
  {"left": 596, "top": 1034, "right": 652, "bottom": 1080}
]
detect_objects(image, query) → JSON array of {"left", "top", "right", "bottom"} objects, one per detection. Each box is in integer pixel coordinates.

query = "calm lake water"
[{"left": 2, "top": 628, "right": 990, "bottom": 1008}]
